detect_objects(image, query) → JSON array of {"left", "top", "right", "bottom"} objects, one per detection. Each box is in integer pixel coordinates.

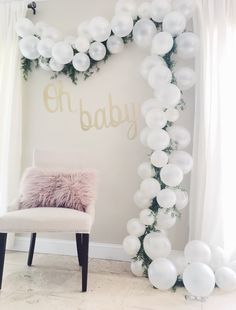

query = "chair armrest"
[{"left": 86, "top": 203, "right": 95, "bottom": 223}]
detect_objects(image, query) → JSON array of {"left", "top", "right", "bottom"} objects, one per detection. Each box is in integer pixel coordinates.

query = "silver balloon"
[
  {"left": 89, "top": 42, "right": 106, "bottom": 61},
  {"left": 111, "top": 14, "right": 134, "bottom": 37},
  {"left": 72, "top": 53, "right": 90, "bottom": 72},
  {"left": 151, "top": 31, "right": 174, "bottom": 56},
  {"left": 77, "top": 21, "right": 93, "bottom": 42},
  {"left": 144, "top": 232, "right": 172, "bottom": 260},
  {"left": 89, "top": 16, "right": 111, "bottom": 42},
  {"left": 140, "top": 55, "right": 165, "bottom": 79},
  {"left": 133, "top": 18, "right": 157, "bottom": 48},
  {"left": 19, "top": 35, "right": 40, "bottom": 60},
  {"left": 176, "top": 32, "right": 199, "bottom": 59},
  {"left": 37, "top": 38, "right": 54, "bottom": 58},
  {"left": 151, "top": 0, "right": 172, "bottom": 22},
  {"left": 174, "top": 67, "right": 196, "bottom": 90},
  {"left": 172, "top": 0, "right": 197, "bottom": 20},
  {"left": 74, "top": 36, "right": 90, "bottom": 52},
  {"left": 148, "top": 64, "right": 172, "bottom": 89},
  {"left": 115, "top": 0, "right": 137, "bottom": 19},
  {"left": 49, "top": 58, "right": 64, "bottom": 72},
  {"left": 163, "top": 11, "right": 186, "bottom": 37},
  {"left": 51, "top": 41, "right": 73, "bottom": 65},
  {"left": 15, "top": 18, "right": 35, "bottom": 37},
  {"left": 138, "top": 2, "right": 151, "bottom": 18},
  {"left": 106, "top": 35, "right": 124, "bottom": 54}
]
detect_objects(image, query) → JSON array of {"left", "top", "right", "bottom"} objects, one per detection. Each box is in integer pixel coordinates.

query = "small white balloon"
[
  {"left": 139, "top": 208, "right": 155, "bottom": 226},
  {"left": 77, "top": 21, "right": 92, "bottom": 41},
  {"left": 42, "top": 26, "right": 61, "bottom": 41},
  {"left": 64, "top": 35, "right": 76, "bottom": 47},
  {"left": 131, "top": 260, "right": 145, "bottom": 276},
  {"left": 15, "top": 18, "right": 34, "bottom": 37},
  {"left": 134, "top": 190, "right": 151, "bottom": 209},
  {"left": 106, "top": 35, "right": 124, "bottom": 54},
  {"left": 111, "top": 14, "right": 134, "bottom": 37},
  {"left": 49, "top": 58, "right": 64, "bottom": 72},
  {"left": 169, "top": 150, "right": 193, "bottom": 174},
  {"left": 37, "top": 38, "right": 54, "bottom": 58},
  {"left": 184, "top": 240, "right": 212, "bottom": 264},
  {"left": 140, "top": 127, "right": 151, "bottom": 146},
  {"left": 141, "top": 98, "right": 160, "bottom": 116},
  {"left": 172, "top": 0, "right": 197, "bottom": 20},
  {"left": 156, "top": 209, "right": 177, "bottom": 230},
  {"left": 75, "top": 36, "right": 90, "bottom": 52},
  {"left": 51, "top": 41, "right": 74, "bottom": 65},
  {"left": 138, "top": 2, "right": 151, "bottom": 18},
  {"left": 89, "top": 16, "right": 111, "bottom": 42},
  {"left": 174, "top": 67, "right": 196, "bottom": 90},
  {"left": 35, "top": 21, "right": 48, "bottom": 37},
  {"left": 72, "top": 53, "right": 90, "bottom": 72},
  {"left": 169, "top": 253, "right": 187, "bottom": 277},
  {"left": 176, "top": 32, "right": 199, "bottom": 59},
  {"left": 156, "top": 188, "right": 177, "bottom": 209},
  {"left": 127, "top": 218, "right": 146, "bottom": 237},
  {"left": 154, "top": 83, "right": 181, "bottom": 108},
  {"left": 183, "top": 262, "right": 215, "bottom": 297},
  {"left": 151, "top": 150, "right": 168, "bottom": 168},
  {"left": 209, "top": 246, "right": 227, "bottom": 271},
  {"left": 148, "top": 65, "right": 172, "bottom": 89},
  {"left": 123, "top": 235, "right": 141, "bottom": 256},
  {"left": 19, "top": 35, "right": 40, "bottom": 60},
  {"left": 137, "top": 162, "right": 155, "bottom": 179},
  {"left": 89, "top": 42, "right": 106, "bottom": 61},
  {"left": 147, "top": 129, "right": 170, "bottom": 151},
  {"left": 144, "top": 232, "right": 172, "bottom": 260},
  {"left": 151, "top": 32, "right": 174, "bottom": 56},
  {"left": 215, "top": 267, "right": 236, "bottom": 291},
  {"left": 160, "top": 164, "right": 183, "bottom": 187},
  {"left": 140, "top": 55, "right": 165, "bottom": 79},
  {"left": 163, "top": 11, "right": 186, "bottom": 37},
  {"left": 145, "top": 108, "right": 167, "bottom": 129},
  {"left": 133, "top": 18, "right": 157, "bottom": 48},
  {"left": 174, "top": 189, "right": 188, "bottom": 210},
  {"left": 140, "top": 178, "right": 161, "bottom": 199},
  {"left": 115, "top": 0, "right": 137, "bottom": 19},
  {"left": 150, "top": 0, "right": 172, "bottom": 22},
  {"left": 39, "top": 58, "right": 51, "bottom": 71},
  {"left": 168, "top": 125, "right": 191, "bottom": 150},
  {"left": 165, "top": 108, "right": 180, "bottom": 122}
]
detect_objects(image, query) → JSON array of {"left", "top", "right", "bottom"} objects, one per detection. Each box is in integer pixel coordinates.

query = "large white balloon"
[
  {"left": 139, "top": 208, "right": 155, "bottom": 226},
  {"left": 51, "top": 41, "right": 73, "bottom": 65},
  {"left": 75, "top": 36, "right": 90, "bottom": 52},
  {"left": 72, "top": 53, "right": 90, "bottom": 72},
  {"left": 148, "top": 258, "right": 177, "bottom": 290},
  {"left": 154, "top": 83, "right": 181, "bottom": 108},
  {"left": 16, "top": 18, "right": 35, "bottom": 37},
  {"left": 165, "top": 108, "right": 180, "bottom": 122},
  {"left": 160, "top": 164, "right": 183, "bottom": 187},
  {"left": 168, "top": 150, "right": 193, "bottom": 174},
  {"left": 163, "top": 11, "right": 186, "bottom": 37},
  {"left": 144, "top": 232, "right": 172, "bottom": 260},
  {"left": 19, "top": 35, "right": 40, "bottom": 60},
  {"left": 169, "top": 253, "right": 187, "bottom": 277},
  {"left": 151, "top": 150, "right": 168, "bottom": 168},
  {"left": 133, "top": 18, "right": 157, "bottom": 48},
  {"left": 140, "top": 55, "right": 165, "bottom": 79},
  {"left": 127, "top": 218, "right": 146, "bottom": 237},
  {"left": 172, "top": 0, "right": 197, "bottom": 20},
  {"left": 123, "top": 235, "right": 141, "bottom": 256},
  {"left": 115, "top": 0, "right": 137, "bottom": 19},
  {"left": 174, "top": 189, "right": 188, "bottom": 210},
  {"left": 150, "top": 0, "right": 172, "bottom": 22},
  {"left": 37, "top": 38, "right": 54, "bottom": 58},
  {"left": 168, "top": 125, "right": 191, "bottom": 149},
  {"left": 131, "top": 260, "right": 145, "bottom": 277},
  {"left": 42, "top": 26, "right": 61, "bottom": 41},
  {"left": 151, "top": 32, "right": 174, "bottom": 56},
  {"left": 139, "top": 127, "right": 151, "bottom": 146},
  {"left": 148, "top": 65, "right": 172, "bottom": 89},
  {"left": 176, "top": 32, "right": 199, "bottom": 59},
  {"left": 111, "top": 14, "right": 134, "bottom": 37},
  {"left": 138, "top": 2, "right": 151, "bottom": 18},
  {"left": 145, "top": 108, "right": 167, "bottom": 129},
  {"left": 183, "top": 262, "right": 215, "bottom": 297},
  {"left": 106, "top": 35, "right": 124, "bottom": 54},
  {"left": 156, "top": 188, "right": 176, "bottom": 209},
  {"left": 209, "top": 246, "right": 227, "bottom": 271},
  {"left": 89, "top": 42, "right": 106, "bottom": 61},
  {"left": 89, "top": 17, "right": 111, "bottom": 42},
  {"left": 77, "top": 21, "right": 93, "bottom": 41},
  {"left": 174, "top": 67, "right": 196, "bottom": 90},
  {"left": 137, "top": 162, "right": 155, "bottom": 179},
  {"left": 147, "top": 129, "right": 170, "bottom": 151},
  {"left": 141, "top": 98, "right": 160, "bottom": 116},
  {"left": 156, "top": 209, "right": 176, "bottom": 230},
  {"left": 215, "top": 267, "right": 236, "bottom": 291},
  {"left": 133, "top": 190, "right": 151, "bottom": 209},
  {"left": 184, "top": 240, "right": 211, "bottom": 264},
  {"left": 140, "top": 178, "right": 160, "bottom": 199}
]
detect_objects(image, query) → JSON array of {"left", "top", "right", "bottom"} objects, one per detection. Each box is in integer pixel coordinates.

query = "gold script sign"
[{"left": 43, "top": 81, "right": 139, "bottom": 140}]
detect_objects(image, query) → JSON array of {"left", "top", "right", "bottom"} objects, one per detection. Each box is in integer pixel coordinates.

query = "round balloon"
[
  {"left": 137, "top": 162, "right": 155, "bottom": 179},
  {"left": 144, "top": 232, "right": 172, "bottom": 260},
  {"left": 147, "top": 129, "right": 170, "bottom": 151},
  {"left": 140, "top": 55, "right": 165, "bottom": 79},
  {"left": 156, "top": 209, "right": 176, "bottom": 230},
  {"left": 156, "top": 188, "right": 177, "bottom": 209},
  {"left": 115, "top": 0, "right": 137, "bottom": 19},
  {"left": 140, "top": 178, "right": 160, "bottom": 199},
  {"left": 123, "top": 235, "right": 141, "bottom": 256},
  {"left": 145, "top": 108, "right": 167, "bottom": 129},
  {"left": 150, "top": 0, "right": 171, "bottom": 22},
  {"left": 169, "top": 254, "right": 187, "bottom": 277},
  {"left": 168, "top": 125, "right": 191, "bottom": 150},
  {"left": 49, "top": 58, "right": 64, "bottom": 72},
  {"left": 127, "top": 218, "right": 146, "bottom": 237},
  {"left": 89, "top": 42, "right": 106, "bottom": 61},
  {"left": 39, "top": 58, "right": 51, "bottom": 71},
  {"left": 42, "top": 26, "right": 61, "bottom": 41},
  {"left": 37, "top": 38, "right": 54, "bottom": 58},
  {"left": 174, "top": 67, "right": 196, "bottom": 90},
  {"left": 148, "top": 65, "right": 172, "bottom": 89},
  {"left": 215, "top": 267, "right": 236, "bottom": 291},
  {"left": 15, "top": 18, "right": 34, "bottom": 37},
  {"left": 141, "top": 98, "right": 160, "bottom": 116},
  {"left": 111, "top": 14, "right": 134, "bottom": 37},
  {"left": 209, "top": 246, "right": 227, "bottom": 271},
  {"left": 174, "top": 189, "right": 188, "bottom": 210},
  {"left": 229, "top": 261, "right": 236, "bottom": 273},
  {"left": 176, "top": 32, "right": 199, "bottom": 59},
  {"left": 168, "top": 150, "right": 193, "bottom": 174},
  {"left": 184, "top": 240, "right": 211, "bottom": 263},
  {"left": 172, "top": 0, "right": 197, "bottom": 20},
  {"left": 133, "top": 190, "right": 151, "bottom": 209},
  {"left": 89, "top": 16, "right": 111, "bottom": 42},
  {"left": 160, "top": 164, "right": 183, "bottom": 187},
  {"left": 139, "top": 208, "right": 155, "bottom": 226},
  {"left": 163, "top": 11, "right": 186, "bottom": 37},
  {"left": 75, "top": 36, "right": 90, "bottom": 52},
  {"left": 151, "top": 32, "right": 174, "bottom": 56},
  {"left": 51, "top": 41, "right": 73, "bottom": 64},
  {"left": 133, "top": 18, "right": 157, "bottom": 48},
  {"left": 72, "top": 53, "right": 90, "bottom": 72},
  {"left": 64, "top": 35, "right": 76, "bottom": 47},
  {"left": 138, "top": 2, "right": 151, "bottom": 18},
  {"left": 35, "top": 21, "right": 48, "bottom": 37},
  {"left": 19, "top": 35, "right": 40, "bottom": 60},
  {"left": 140, "top": 127, "right": 151, "bottom": 146},
  {"left": 165, "top": 108, "right": 180, "bottom": 122},
  {"left": 131, "top": 260, "right": 145, "bottom": 276},
  {"left": 106, "top": 35, "right": 124, "bottom": 54},
  {"left": 154, "top": 83, "right": 181, "bottom": 108},
  {"left": 77, "top": 21, "right": 93, "bottom": 41},
  {"left": 151, "top": 150, "right": 168, "bottom": 168}
]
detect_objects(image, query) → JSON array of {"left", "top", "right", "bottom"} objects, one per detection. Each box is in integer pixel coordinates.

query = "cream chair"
[{"left": 0, "top": 150, "right": 96, "bottom": 292}]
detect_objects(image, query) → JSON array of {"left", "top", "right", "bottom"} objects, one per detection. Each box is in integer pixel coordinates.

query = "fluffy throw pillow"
[{"left": 18, "top": 167, "right": 97, "bottom": 212}]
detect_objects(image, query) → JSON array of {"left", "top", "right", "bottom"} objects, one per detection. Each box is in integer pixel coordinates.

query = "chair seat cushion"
[{"left": 0, "top": 208, "right": 93, "bottom": 233}]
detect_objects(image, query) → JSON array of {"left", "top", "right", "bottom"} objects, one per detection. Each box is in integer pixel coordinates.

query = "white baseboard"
[{"left": 12, "top": 236, "right": 130, "bottom": 262}]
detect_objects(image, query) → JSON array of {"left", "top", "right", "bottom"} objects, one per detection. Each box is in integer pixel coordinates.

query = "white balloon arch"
[{"left": 16, "top": 0, "right": 236, "bottom": 299}]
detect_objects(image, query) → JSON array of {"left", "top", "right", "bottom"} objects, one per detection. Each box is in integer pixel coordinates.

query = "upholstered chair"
[{"left": 0, "top": 150, "right": 96, "bottom": 292}]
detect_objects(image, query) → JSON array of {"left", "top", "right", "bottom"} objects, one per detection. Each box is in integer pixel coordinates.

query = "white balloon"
[
  {"left": 133, "top": 18, "right": 157, "bottom": 48},
  {"left": 19, "top": 35, "right": 40, "bottom": 60},
  {"left": 127, "top": 218, "right": 146, "bottom": 237},
  {"left": 115, "top": 0, "right": 137, "bottom": 19},
  {"left": 147, "top": 129, "right": 170, "bottom": 151},
  {"left": 51, "top": 41, "right": 73, "bottom": 65},
  {"left": 144, "top": 232, "right": 172, "bottom": 259},
  {"left": 35, "top": 22, "right": 48, "bottom": 37},
  {"left": 174, "top": 189, "right": 188, "bottom": 210},
  {"left": 75, "top": 36, "right": 90, "bottom": 52},
  {"left": 37, "top": 38, "right": 54, "bottom": 58},
  {"left": 64, "top": 36, "right": 76, "bottom": 47},
  {"left": 168, "top": 125, "right": 191, "bottom": 149},
  {"left": 151, "top": 150, "right": 168, "bottom": 168},
  {"left": 49, "top": 58, "right": 64, "bottom": 72},
  {"left": 183, "top": 262, "right": 215, "bottom": 297},
  {"left": 140, "top": 55, "right": 165, "bottom": 79},
  {"left": 141, "top": 98, "right": 160, "bottom": 116},
  {"left": 169, "top": 253, "right": 187, "bottom": 277},
  {"left": 172, "top": 0, "right": 197, "bottom": 20},
  {"left": 151, "top": 32, "right": 174, "bottom": 56},
  {"left": 111, "top": 14, "right": 134, "bottom": 37},
  {"left": 89, "top": 42, "right": 106, "bottom": 61},
  {"left": 137, "top": 162, "right": 155, "bottom": 179},
  {"left": 140, "top": 178, "right": 161, "bottom": 199},
  {"left": 72, "top": 53, "right": 90, "bottom": 72},
  {"left": 123, "top": 235, "right": 141, "bottom": 256},
  {"left": 145, "top": 108, "right": 167, "bottom": 129},
  {"left": 184, "top": 240, "right": 212, "bottom": 264},
  {"left": 229, "top": 261, "right": 236, "bottom": 273},
  {"left": 215, "top": 267, "right": 236, "bottom": 291},
  {"left": 77, "top": 21, "right": 92, "bottom": 41},
  {"left": 138, "top": 2, "right": 151, "bottom": 18},
  {"left": 176, "top": 32, "right": 199, "bottom": 59},
  {"left": 139, "top": 208, "right": 155, "bottom": 226},
  {"left": 39, "top": 58, "right": 51, "bottom": 71},
  {"left": 154, "top": 83, "right": 181, "bottom": 108},
  {"left": 148, "top": 65, "right": 172, "bottom": 89},
  {"left": 160, "top": 164, "right": 183, "bottom": 187},
  {"left": 156, "top": 188, "right": 177, "bottom": 209},
  {"left": 140, "top": 127, "right": 151, "bottom": 146},
  {"left": 163, "top": 11, "right": 186, "bottom": 37},
  {"left": 42, "top": 26, "right": 61, "bottom": 41},
  {"left": 156, "top": 209, "right": 176, "bottom": 230},
  {"left": 150, "top": 0, "right": 172, "bottom": 22},
  {"left": 174, "top": 67, "right": 196, "bottom": 90},
  {"left": 165, "top": 108, "right": 180, "bottom": 122},
  {"left": 131, "top": 260, "right": 145, "bottom": 276},
  {"left": 148, "top": 258, "right": 177, "bottom": 290},
  {"left": 134, "top": 190, "right": 151, "bottom": 209},
  {"left": 106, "top": 35, "right": 124, "bottom": 54},
  {"left": 15, "top": 18, "right": 34, "bottom": 37},
  {"left": 169, "top": 150, "right": 193, "bottom": 174},
  {"left": 89, "top": 16, "right": 111, "bottom": 42},
  {"left": 209, "top": 246, "right": 227, "bottom": 271}
]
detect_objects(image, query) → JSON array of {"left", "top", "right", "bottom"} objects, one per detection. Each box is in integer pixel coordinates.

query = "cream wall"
[{"left": 21, "top": 0, "right": 195, "bottom": 250}]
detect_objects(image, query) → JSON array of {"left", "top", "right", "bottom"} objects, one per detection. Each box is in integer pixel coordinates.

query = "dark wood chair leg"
[
  {"left": 81, "top": 233, "right": 89, "bottom": 292},
  {"left": 27, "top": 233, "right": 36, "bottom": 266},
  {"left": 0, "top": 233, "right": 7, "bottom": 290},
  {"left": 75, "top": 233, "right": 83, "bottom": 266}
]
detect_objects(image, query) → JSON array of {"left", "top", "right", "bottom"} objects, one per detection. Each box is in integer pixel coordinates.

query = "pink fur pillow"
[{"left": 18, "top": 167, "right": 97, "bottom": 212}]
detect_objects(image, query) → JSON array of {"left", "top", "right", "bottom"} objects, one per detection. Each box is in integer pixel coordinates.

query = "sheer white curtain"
[{"left": 190, "top": 0, "right": 236, "bottom": 255}]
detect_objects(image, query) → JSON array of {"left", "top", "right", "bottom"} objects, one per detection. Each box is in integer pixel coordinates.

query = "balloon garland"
[{"left": 16, "top": 0, "right": 236, "bottom": 299}]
